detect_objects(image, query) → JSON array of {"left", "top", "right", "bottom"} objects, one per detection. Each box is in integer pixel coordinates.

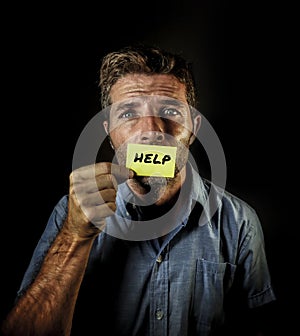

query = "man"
[{"left": 1, "top": 45, "right": 276, "bottom": 335}]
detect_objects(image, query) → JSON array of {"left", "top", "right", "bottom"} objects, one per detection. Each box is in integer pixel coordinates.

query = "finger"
[
  {"left": 81, "top": 189, "right": 117, "bottom": 207},
  {"left": 75, "top": 175, "right": 116, "bottom": 194},
  {"left": 98, "top": 163, "right": 134, "bottom": 184},
  {"left": 72, "top": 162, "right": 134, "bottom": 183},
  {"left": 84, "top": 202, "right": 117, "bottom": 221},
  {"left": 110, "top": 163, "right": 135, "bottom": 179}
]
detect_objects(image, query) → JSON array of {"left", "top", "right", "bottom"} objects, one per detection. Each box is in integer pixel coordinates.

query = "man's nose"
[{"left": 138, "top": 116, "right": 165, "bottom": 144}]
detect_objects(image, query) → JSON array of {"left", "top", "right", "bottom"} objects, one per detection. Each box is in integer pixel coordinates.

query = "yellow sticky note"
[{"left": 126, "top": 144, "right": 177, "bottom": 177}]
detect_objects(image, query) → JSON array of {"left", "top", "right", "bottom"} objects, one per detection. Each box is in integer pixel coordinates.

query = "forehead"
[{"left": 110, "top": 74, "right": 187, "bottom": 104}]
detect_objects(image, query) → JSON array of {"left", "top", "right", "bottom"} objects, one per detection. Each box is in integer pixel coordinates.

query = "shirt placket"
[{"left": 149, "top": 249, "right": 169, "bottom": 336}]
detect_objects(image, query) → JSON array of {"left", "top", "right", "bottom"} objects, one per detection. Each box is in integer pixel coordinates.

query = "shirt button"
[
  {"left": 156, "top": 255, "right": 163, "bottom": 263},
  {"left": 155, "top": 308, "right": 164, "bottom": 320}
]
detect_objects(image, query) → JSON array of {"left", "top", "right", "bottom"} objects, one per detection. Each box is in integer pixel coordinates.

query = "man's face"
[{"left": 104, "top": 74, "right": 200, "bottom": 202}]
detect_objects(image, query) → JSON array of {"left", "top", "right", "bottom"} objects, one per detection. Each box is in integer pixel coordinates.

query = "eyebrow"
[
  {"left": 112, "top": 98, "right": 187, "bottom": 114},
  {"left": 113, "top": 101, "right": 141, "bottom": 112},
  {"left": 158, "top": 99, "right": 187, "bottom": 108}
]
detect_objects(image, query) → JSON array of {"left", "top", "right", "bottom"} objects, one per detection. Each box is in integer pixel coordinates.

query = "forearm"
[{"left": 1, "top": 226, "right": 97, "bottom": 336}]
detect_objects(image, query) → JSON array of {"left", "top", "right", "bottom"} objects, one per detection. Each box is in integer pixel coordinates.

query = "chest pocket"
[{"left": 191, "top": 258, "right": 236, "bottom": 332}]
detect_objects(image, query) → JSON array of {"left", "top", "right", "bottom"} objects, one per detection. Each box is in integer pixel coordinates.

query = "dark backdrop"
[{"left": 1, "top": 1, "right": 295, "bottom": 334}]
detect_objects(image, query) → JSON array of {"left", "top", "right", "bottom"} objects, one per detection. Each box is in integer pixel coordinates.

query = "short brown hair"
[{"left": 99, "top": 45, "right": 197, "bottom": 111}]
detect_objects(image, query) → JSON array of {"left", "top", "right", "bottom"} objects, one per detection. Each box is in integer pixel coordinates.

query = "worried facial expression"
[{"left": 103, "top": 74, "right": 201, "bottom": 202}]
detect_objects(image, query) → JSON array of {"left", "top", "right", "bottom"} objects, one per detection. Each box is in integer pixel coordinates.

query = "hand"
[{"left": 65, "top": 162, "right": 134, "bottom": 239}]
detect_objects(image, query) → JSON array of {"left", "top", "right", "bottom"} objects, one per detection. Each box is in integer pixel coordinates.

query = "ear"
[
  {"left": 103, "top": 121, "right": 115, "bottom": 150},
  {"left": 189, "top": 114, "right": 202, "bottom": 145},
  {"left": 103, "top": 121, "right": 109, "bottom": 135}
]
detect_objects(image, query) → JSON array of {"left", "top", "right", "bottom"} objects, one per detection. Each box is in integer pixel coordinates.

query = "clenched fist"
[{"left": 65, "top": 162, "right": 134, "bottom": 239}]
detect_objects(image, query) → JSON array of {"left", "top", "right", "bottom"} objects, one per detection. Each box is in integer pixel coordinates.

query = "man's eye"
[
  {"left": 119, "top": 110, "right": 136, "bottom": 119},
  {"left": 162, "top": 108, "right": 181, "bottom": 117}
]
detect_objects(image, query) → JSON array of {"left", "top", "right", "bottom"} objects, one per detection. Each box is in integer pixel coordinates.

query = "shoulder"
[
  {"left": 221, "top": 187, "right": 259, "bottom": 222},
  {"left": 202, "top": 178, "right": 262, "bottom": 235},
  {"left": 189, "top": 165, "right": 261, "bottom": 231}
]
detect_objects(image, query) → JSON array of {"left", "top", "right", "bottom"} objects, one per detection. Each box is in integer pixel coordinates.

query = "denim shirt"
[{"left": 17, "top": 163, "right": 276, "bottom": 336}]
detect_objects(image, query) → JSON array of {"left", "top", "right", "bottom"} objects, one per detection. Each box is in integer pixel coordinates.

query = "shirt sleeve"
[
  {"left": 236, "top": 207, "right": 276, "bottom": 308},
  {"left": 16, "top": 195, "right": 68, "bottom": 299}
]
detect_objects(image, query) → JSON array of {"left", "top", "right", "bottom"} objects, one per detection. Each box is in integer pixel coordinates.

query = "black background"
[{"left": 1, "top": 1, "right": 296, "bottom": 334}]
